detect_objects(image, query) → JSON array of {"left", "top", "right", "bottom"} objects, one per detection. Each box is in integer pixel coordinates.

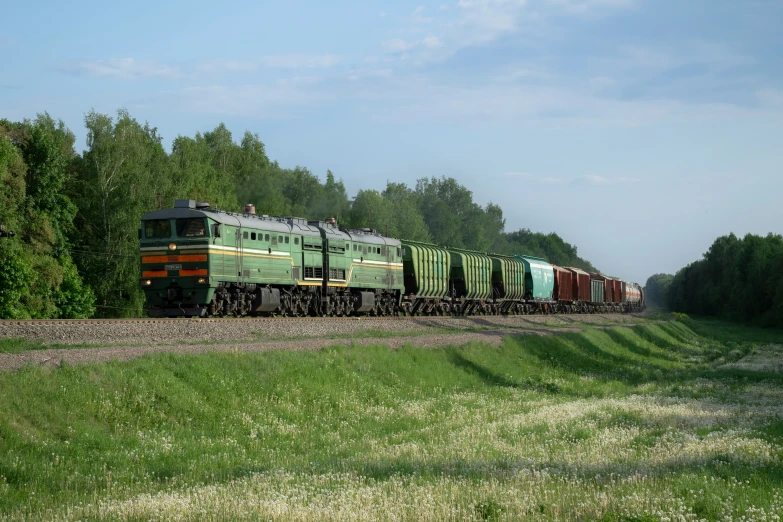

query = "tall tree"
[{"left": 74, "top": 109, "right": 169, "bottom": 317}]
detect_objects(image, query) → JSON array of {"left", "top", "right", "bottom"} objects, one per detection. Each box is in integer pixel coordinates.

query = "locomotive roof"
[
  {"left": 141, "top": 207, "right": 322, "bottom": 237},
  {"left": 342, "top": 228, "right": 401, "bottom": 247},
  {"left": 306, "top": 221, "right": 401, "bottom": 247}
]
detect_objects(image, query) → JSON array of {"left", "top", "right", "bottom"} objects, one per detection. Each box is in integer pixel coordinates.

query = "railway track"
[
  {"left": 0, "top": 312, "right": 635, "bottom": 326},
  {"left": 0, "top": 315, "right": 437, "bottom": 326}
]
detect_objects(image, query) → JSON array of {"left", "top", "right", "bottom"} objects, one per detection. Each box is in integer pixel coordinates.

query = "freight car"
[{"left": 139, "top": 201, "right": 645, "bottom": 317}]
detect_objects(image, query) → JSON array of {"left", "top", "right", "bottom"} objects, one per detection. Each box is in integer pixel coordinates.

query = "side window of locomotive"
[
  {"left": 265, "top": 234, "right": 270, "bottom": 242},
  {"left": 243, "top": 231, "right": 248, "bottom": 240},
  {"left": 175, "top": 218, "right": 206, "bottom": 237},
  {"left": 144, "top": 220, "right": 171, "bottom": 239},
  {"left": 251, "top": 232, "right": 256, "bottom": 240},
  {"left": 294, "top": 237, "right": 299, "bottom": 245},
  {"left": 278, "top": 235, "right": 283, "bottom": 243},
  {"left": 285, "top": 236, "right": 289, "bottom": 244}
]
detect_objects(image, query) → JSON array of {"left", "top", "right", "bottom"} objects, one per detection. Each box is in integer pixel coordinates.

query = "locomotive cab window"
[
  {"left": 285, "top": 236, "right": 289, "bottom": 244},
  {"left": 294, "top": 237, "right": 299, "bottom": 245},
  {"left": 175, "top": 218, "right": 206, "bottom": 237},
  {"left": 144, "top": 220, "right": 171, "bottom": 239},
  {"left": 243, "top": 231, "right": 248, "bottom": 239}
]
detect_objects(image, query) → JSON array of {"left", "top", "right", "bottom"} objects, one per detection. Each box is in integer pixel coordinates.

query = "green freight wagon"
[
  {"left": 488, "top": 253, "right": 526, "bottom": 314},
  {"left": 400, "top": 240, "right": 451, "bottom": 315},
  {"left": 448, "top": 247, "right": 493, "bottom": 314},
  {"left": 515, "top": 256, "right": 555, "bottom": 302},
  {"left": 590, "top": 279, "right": 604, "bottom": 305}
]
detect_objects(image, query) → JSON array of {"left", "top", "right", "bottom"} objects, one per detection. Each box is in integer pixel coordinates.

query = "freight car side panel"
[
  {"left": 553, "top": 266, "right": 574, "bottom": 301},
  {"left": 489, "top": 255, "right": 525, "bottom": 300},
  {"left": 402, "top": 242, "right": 451, "bottom": 298},
  {"left": 516, "top": 256, "right": 554, "bottom": 301},
  {"left": 450, "top": 249, "right": 492, "bottom": 299},
  {"left": 590, "top": 279, "right": 605, "bottom": 303},
  {"left": 566, "top": 267, "right": 591, "bottom": 302}
]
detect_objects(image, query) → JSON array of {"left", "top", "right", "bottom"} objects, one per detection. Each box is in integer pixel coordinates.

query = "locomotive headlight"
[
  {"left": 197, "top": 277, "right": 207, "bottom": 284},
  {"left": 168, "top": 243, "right": 177, "bottom": 251},
  {"left": 141, "top": 279, "right": 152, "bottom": 286}
]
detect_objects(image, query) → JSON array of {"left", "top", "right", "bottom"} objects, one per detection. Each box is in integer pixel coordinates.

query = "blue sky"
[{"left": 2, "top": 0, "right": 782, "bottom": 283}]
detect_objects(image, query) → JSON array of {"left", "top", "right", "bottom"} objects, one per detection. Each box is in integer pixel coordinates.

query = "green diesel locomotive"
[{"left": 140, "top": 200, "right": 403, "bottom": 317}]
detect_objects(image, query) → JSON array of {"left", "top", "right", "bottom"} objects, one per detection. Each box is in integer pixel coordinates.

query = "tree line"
[
  {"left": 0, "top": 110, "right": 597, "bottom": 319},
  {"left": 644, "top": 233, "right": 783, "bottom": 327}
]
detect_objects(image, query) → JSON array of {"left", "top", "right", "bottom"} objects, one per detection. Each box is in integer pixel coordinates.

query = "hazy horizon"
[{"left": 2, "top": 0, "right": 781, "bottom": 284}]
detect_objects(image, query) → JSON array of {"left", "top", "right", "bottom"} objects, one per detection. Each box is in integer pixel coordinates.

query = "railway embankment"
[
  {"left": 0, "top": 314, "right": 652, "bottom": 371},
  {"left": 1, "top": 316, "right": 782, "bottom": 521}
]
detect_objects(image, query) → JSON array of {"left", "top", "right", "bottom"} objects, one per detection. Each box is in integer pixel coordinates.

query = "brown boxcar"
[
  {"left": 566, "top": 267, "right": 591, "bottom": 302},
  {"left": 590, "top": 273, "right": 613, "bottom": 303},
  {"left": 612, "top": 280, "right": 622, "bottom": 304},
  {"left": 552, "top": 266, "right": 574, "bottom": 301}
]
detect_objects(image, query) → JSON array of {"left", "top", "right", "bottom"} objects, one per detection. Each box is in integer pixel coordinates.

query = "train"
[{"left": 139, "top": 200, "right": 645, "bottom": 317}]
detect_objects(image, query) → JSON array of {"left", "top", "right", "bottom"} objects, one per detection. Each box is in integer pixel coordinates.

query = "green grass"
[
  {"left": 0, "top": 338, "right": 48, "bottom": 353},
  {"left": 0, "top": 319, "right": 781, "bottom": 520}
]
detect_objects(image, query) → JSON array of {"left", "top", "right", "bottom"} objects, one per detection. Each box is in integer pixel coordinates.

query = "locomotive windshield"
[
  {"left": 144, "top": 220, "right": 171, "bottom": 239},
  {"left": 176, "top": 218, "right": 206, "bottom": 237}
]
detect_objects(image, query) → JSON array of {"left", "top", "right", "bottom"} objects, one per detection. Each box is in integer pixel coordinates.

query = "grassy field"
[{"left": 0, "top": 317, "right": 781, "bottom": 520}]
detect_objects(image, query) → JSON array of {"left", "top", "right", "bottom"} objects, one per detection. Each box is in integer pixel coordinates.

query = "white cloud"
[
  {"left": 198, "top": 55, "right": 342, "bottom": 75},
  {"left": 259, "top": 54, "right": 342, "bottom": 69},
  {"left": 574, "top": 175, "right": 640, "bottom": 185},
  {"left": 408, "top": 6, "right": 434, "bottom": 24},
  {"left": 63, "top": 58, "right": 182, "bottom": 80},
  {"left": 382, "top": 38, "right": 417, "bottom": 53},
  {"left": 504, "top": 172, "right": 637, "bottom": 184},
  {"left": 179, "top": 77, "right": 333, "bottom": 118},
  {"left": 757, "top": 88, "right": 783, "bottom": 108},
  {"left": 347, "top": 68, "right": 393, "bottom": 81},
  {"left": 381, "top": 0, "right": 631, "bottom": 65},
  {"left": 422, "top": 36, "right": 442, "bottom": 48},
  {"left": 546, "top": 0, "right": 632, "bottom": 14}
]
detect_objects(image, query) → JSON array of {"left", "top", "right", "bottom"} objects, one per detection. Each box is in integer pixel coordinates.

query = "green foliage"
[
  {"left": 0, "top": 241, "right": 33, "bottom": 319},
  {"left": 644, "top": 273, "right": 674, "bottom": 310},
  {"left": 0, "top": 117, "right": 90, "bottom": 319},
  {"left": 503, "top": 228, "right": 597, "bottom": 271},
  {"left": 668, "top": 233, "right": 783, "bottom": 327},
  {"left": 53, "top": 256, "right": 95, "bottom": 318},
  {"left": 73, "top": 109, "right": 170, "bottom": 317}
]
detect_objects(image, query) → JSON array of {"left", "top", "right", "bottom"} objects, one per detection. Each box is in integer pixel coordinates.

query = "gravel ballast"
[
  {"left": 0, "top": 314, "right": 650, "bottom": 346},
  {"left": 0, "top": 314, "right": 657, "bottom": 372}
]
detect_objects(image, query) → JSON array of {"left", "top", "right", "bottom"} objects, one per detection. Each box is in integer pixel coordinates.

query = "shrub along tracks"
[{"left": 0, "top": 313, "right": 654, "bottom": 372}]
